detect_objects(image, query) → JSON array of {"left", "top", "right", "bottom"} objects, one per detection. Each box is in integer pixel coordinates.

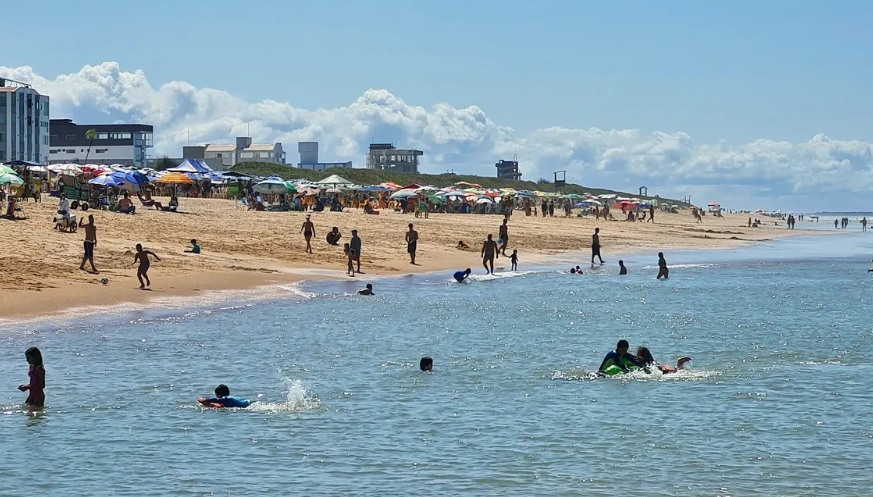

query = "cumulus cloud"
[{"left": 2, "top": 62, "right": 871, "bottom": 210}]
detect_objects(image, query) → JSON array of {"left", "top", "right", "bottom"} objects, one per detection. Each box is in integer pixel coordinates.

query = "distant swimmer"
[
  {"left": 868, "top": 259, "right": 873, "bottom": 273},
  {"left": 656, "top": 252, "right": 669, "bottom": 280},
  {"left": 575, "top": 265, "right": 583, "bottom": 274},
  {"left": 598, "top": 339, "right": 646, "bottom": 376},
  {"left": 420, "top": 356, "right": 433, "bottom": 372},
  {"left": 510, "top": 250, "right": 518, "bottom": 271},
  {"left": 357, "top": 283, "right": 374, "bottom": 295},
  {"left": 635, "top": 346, "right": 692, "bottom": 374},
  {"left": 481, "top": 234, "right": 499, "bottom": 274},
  {"left": 198, "top": 384, "right": 254, "bottom": 408},
  {"left": 454, "top": 268, "right": 472, "bottom": 283},
  {"left": 619, "top": 260, "right": 627, "bottom": 275}
]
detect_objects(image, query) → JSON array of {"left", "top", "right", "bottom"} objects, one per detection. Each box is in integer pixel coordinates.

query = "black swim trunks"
[
  {"left": 407, "top": 241, "right": 417, "bottom": 254},
  {"left": 83, "top": 240, "right": 94, "bottom": 258}
]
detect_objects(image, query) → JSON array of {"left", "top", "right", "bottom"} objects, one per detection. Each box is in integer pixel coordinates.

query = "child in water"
[
  {"left": 18, "top": 347, "right": 45, "bottom": 408},
  {"left": 198, "top": 384, "right": 253, "bottom": 408},
  {"left": 510, "top": 250, "right": 518, "bottom": 271}
]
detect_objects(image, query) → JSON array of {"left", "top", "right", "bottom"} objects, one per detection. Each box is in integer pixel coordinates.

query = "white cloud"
[{"left": 3, "top": 62, "right": 872, "bottom": 211}]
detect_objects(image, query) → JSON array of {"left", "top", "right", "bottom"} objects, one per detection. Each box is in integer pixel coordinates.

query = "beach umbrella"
[
  {"left": 586, "top": 199, "right": 603, "bottom": 206},
  {"left": 475, "top": 197, "right": 493, "bottom": 204},
  {"left": 390, "top": 189, "right": 418, "bottom": 199},
  {"left": 88, "top": 174, "right": 124, "bottom": 187},
  {"left": 253, "top": 179, "right": 289, "bottom": 194},
  {"left": 0, "top": 165, "right": 16, "bottom": 175},
  {"left": 48, "top": 164, "right": 83, "bottom": 175},
  {"left": 283, "top": 181, "right": 298, "bottom": 192},
  {"left": 325, "top": 188, "right": 342, "bottom": 194},
  {"left": 0, "top": 173, "right": 23, "bottom": 185},
  {"left": 575, "top": 201, "right": 589, "bottom": 208},
  {"left": 156, "top": 172, "right": 195, "bottom": 184}
]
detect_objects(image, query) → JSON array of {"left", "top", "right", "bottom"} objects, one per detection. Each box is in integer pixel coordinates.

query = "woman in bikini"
[
  {"left": 301, "top": 215, "right": 315, "bottom": 253},
  {"left": 131, "top": 243, "right": 161, "bottom": 288}
]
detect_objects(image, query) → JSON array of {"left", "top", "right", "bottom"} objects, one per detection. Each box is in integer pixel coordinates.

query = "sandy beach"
[{"left": 0, "top": 197, "right": 819, "bottom": 321}]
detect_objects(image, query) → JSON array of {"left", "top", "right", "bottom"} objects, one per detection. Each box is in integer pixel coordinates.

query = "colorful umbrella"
[
  {"left": 156, "top": 172, "right": 195, "bottom": 184},
  {"left": 253, "top": 179, "right": 289, "bottom": 194},
  {"left": 88, "top": 174, "right": 124, "bottom": 187},
  {"left": 0, "top": 173, "right": 24, "bottom": 185}
]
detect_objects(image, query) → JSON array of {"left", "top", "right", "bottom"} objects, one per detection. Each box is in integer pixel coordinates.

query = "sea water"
[{"left": 2, "top": 234, "right": 873, "bottom": 496}]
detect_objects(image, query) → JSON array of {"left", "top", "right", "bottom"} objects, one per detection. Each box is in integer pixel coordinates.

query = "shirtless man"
[
  {"left": 481, "top": 234, "right": 499, "bottom": 274},
  {"left": 301, "top": 215, "right": 315, "bottom": 253},
  {"left": 406, "top": 223, "right": 419, "bottom": 264},
  {"left": 656, "top": 252, "right": 669, "bottom": 280},
  {"left": 78, "top": 214, "right": 98, "bottom": 273},
  {"left": 591, "top": 227, "right": 605, "bottom": 264},
  {"left": 498, "top": 219, "right": 509, "bottom": 256},
  {"left": 131, "top": 244, "right": 161, "bottom": 289}
]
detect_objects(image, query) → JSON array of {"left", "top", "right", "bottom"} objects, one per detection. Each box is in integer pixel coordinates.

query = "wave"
[
  {"left": 276, "top": 282, "right": 318, "bottom": 299},
  {"left": 463, "top": 270, "right": 542, "bottom": 283},
  {"left": 550, "top": 366, "right": 719, "bottom": 382}
]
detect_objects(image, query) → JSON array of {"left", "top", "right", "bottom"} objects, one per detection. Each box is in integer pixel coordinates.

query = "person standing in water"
[
  {"left": 619, "top": 260, "right": 627, "bottom": 275},
  {"left": 78, "top": 214, "right": 98, "bottom": 273},
  {"left": 591, "top": 227, "right": 605, "bottom": 264},
  {"left": 18, "top": 347, "right": 45, "bottom": 408},
  {"left": 301, "top": 215, "right": 315, "bottom": 254},
  {"left": 481, "top": 234, "right": 499, "bottom": 274},
  {"left": 656, "top": 252, "right": 669, "bottom": 280},
  {"left": 510, "top": 250, "right": 518, "bottom": 271},
  {"left": 131, "top": 244, "right": 161, "bottom": 288},
  {"left": 498, "top": 218, "right": 509, "bottom": 256},
  {"left": 349, "top": 229, "right": 362, "bottom": 273},
  {"left": 406, "top": 223, "right": 419, "bottom": 264}
]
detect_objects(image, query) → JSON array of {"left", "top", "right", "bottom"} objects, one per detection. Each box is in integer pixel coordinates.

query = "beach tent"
[
  {"left": 167, "top": 159, "right": 213, "bottom": 174},
  {"left": 316, "top": 174, "right": 354, "bottom": 188}
]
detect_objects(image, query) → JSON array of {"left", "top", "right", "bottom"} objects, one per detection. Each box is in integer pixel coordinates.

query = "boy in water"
[
  {"left": 198, "top": 384, "right": 253, "bottom": 408},
  {"left": 357, "top": 283, "right": 374, "bottom": 295},
  {"left": 657, "top": 252, "right": 669, "bottom": 279},
  {"left": 619, "top": 260, "right": 627, "bottom": 275},
  {"left": 598, "top": 339, "right": 645, "bottom": 375},
  {"left": 510, "top": 250, "right": 518, "bottom": 271},
  {"left": 453, "top": 268, "right": 472, "bottom": 283},
  {"left": 131, "top": 244, "right": 161, "bottom": 289}
]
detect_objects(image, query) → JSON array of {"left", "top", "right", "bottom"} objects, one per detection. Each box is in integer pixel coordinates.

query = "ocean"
[{"left": 2, "top": 232, "right": 873, "bottom": 496}]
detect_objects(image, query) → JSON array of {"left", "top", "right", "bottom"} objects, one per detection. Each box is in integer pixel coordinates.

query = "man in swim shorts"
[
  {"left": 598, "top": 339, "right": 645, "bottom": 375},
  {"left": 301, "top": 215, "right": 315, "bottom": 254},
  {"left": 79, "top": 214, "right": 98, "bottom": 273},
  {"left": 454, "top": 268, "right": 472, "bottom": 283},
  {"left": 406, "top": 223, "right": 418, "bottom": 264},
  {"left": 591, "top": 227, "right": 604, "bottom": 264},
  {"left": 198, "top": 384, "right": 253, "bottom": 408},
  {"left": 481, "top": 234, "right": 499, "bottom": 274},
  {"left": 498, "top": 218, "right": 509, "bottom": 256}
]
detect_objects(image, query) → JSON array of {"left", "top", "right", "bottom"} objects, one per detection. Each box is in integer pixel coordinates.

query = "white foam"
[{"left": 248, "top": 378, "right": 321, "bottom": 413}]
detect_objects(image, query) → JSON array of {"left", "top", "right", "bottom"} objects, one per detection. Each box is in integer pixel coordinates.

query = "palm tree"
[{"left": 83, "top": 129, "right": 97, "bottom": 164}]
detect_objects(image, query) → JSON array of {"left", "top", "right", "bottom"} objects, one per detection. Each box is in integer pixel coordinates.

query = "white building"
[
  {"left": 48, "top": 119, "right": 154, "bottom": 167},
  {"left": 0, "top": 78, "right": 50, "bottom": 164},
  {"left": 186, "top": 137, "right": 285, "bottom": 168}
]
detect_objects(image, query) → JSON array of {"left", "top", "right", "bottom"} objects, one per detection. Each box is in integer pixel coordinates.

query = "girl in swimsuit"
[
  {"left": 301, "top": 215, "right": 315, "bottom": 254},
  {"left": 131, "top": 243, "right": 161, "bottom": 289},
  {"left": 635, "top": 346, "right": 691, "bottom": 374},
  {"left": 18, "top": 347, "right": 45, "bottom": 408}
]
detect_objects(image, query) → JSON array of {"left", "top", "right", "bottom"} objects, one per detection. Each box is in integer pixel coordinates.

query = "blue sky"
[{"left": 3, "top": 0, "right": 873, "bottom": 210}]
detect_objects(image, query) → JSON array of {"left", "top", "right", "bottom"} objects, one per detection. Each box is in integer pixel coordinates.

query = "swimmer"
[
  {"left": 656, "top": 252, "right": 669, "bottom": 280},
  {"left": 598, "top": 339, "right": 646, "bottom": 375},
  {"left": 357, "top": 283, "right": 374, "bottom": 295},
  {"left": 453, "top": 268, "right": 472, "bottom": 283},
  {"left": 619, "top": 260, "right": 627, "bottom": 275},
  {"left": 18, "top": 346, "right": 45, "bottom": 408},
  {"left": 198, "top": 384, "right": 254, "bottom": 408},
  {"left": 635, "top": 346, "right": 692, "bottom": 374},
  {"left": 575, "top": 265, "right": 583, "bottom": 274},
  {"left": 420, "top": 356, "right": 433, "bottom": 372}
]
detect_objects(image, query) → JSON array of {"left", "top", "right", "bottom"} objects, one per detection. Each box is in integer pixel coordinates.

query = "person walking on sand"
[
  {"left": 131, "top": 243, "right": 161, "bottom": 289},
  {"left": 350, "top": 229, "right": 362, "bottom": 274},
  {"left": 406, "top": 223, "right": 419, "bottom": 264},
  {"left": 498, "top": 218, "right": 509, "bottom": 256},
  {"left": 18, "top": 346, "right": 45, "bottom": 408},
  {"left": 481, "top": 234, "right": 499, "bottom": 274},
  {"left": 78, "top": 214, "right": 98, "bottom": 273},
  {"left": 656, "top": 252, "right": 669, "bottom": 280},
  {"left": 591, "top": 227, "right": 605, "bottom": 264},
  {"left": 648, "top": 204, "right": 655, "bottom": 223},
  {"left": 344, "top": 242, "right": 356, "bottom": 277},
  {"left": 301, "top": 215, "right": 315, "bottom": 253}
]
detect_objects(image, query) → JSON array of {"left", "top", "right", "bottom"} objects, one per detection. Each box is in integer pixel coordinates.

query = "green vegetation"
[{"left": 230, "top": 162, "right": 688, "bottom": 205}]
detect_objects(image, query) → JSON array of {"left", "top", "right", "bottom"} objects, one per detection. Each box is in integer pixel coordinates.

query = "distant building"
[
  {"left": 495, "top": 159, "right": 522, "bottom": 180},
  {"left": 295, "top": 141, "right": 352, "bottom": 170},
  {"left": 366, "top": 143, "right": 422, "bottom": 173},
  {"left": 48, "top": 119, "right": 153, "bottom": 167},
  {"left": 184, "top": 137, "right": 285, "bottom": 168},
  {"left": 0, "top": 78, "right": 50, "bottom": 164}
]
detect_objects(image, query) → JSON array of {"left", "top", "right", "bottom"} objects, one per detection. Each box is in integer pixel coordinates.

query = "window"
[
  {"left": 216, "top": 153, "right": 223, "bottom": 158},
  {"left": 240, "top": 152, "right": 254, "bottom": 159},
  {"left": 43, "top": 136, "right": 48, "bottom": 145},
  {"left": 50, "top": 135, "right": 58, "bottom": 141},
  {"left": 259, "top": 152, "right": 271, "bottom": 159},
  {"left": 95, "top": 149, "right": 107, "bottom": 154},
  {"left": 97, "top": 132, "right": 109, "bottom": 140},
  {"left": 65, "top": 149, "right": 76, "bottom": 153},
  {"left": 50, "top": 149, "right": 60, "bottom": 154},
  {"left": 66, "top": 134, "right": 75, "bottom": 140}
]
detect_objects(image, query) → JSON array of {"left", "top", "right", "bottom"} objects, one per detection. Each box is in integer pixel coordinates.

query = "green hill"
[{"left": 230, "top": 162, "right": 688, "bottom": 206}]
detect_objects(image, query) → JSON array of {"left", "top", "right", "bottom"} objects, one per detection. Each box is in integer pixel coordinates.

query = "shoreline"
[{"left": 0, "top": 199, "right": 829, "bottom": 325}]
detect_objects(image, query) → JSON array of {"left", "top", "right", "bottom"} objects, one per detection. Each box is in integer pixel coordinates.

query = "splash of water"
[{"left": 249, "top": 378, "right": 321, "bottom": 413}]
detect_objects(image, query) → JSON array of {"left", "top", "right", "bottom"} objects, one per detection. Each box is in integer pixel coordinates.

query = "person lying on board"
[
  {"left": 198, "top": 384, "right": 254, "bottom": 408},
  {"left": 635, "top": 346, "right": 692, "bottom": 374}
]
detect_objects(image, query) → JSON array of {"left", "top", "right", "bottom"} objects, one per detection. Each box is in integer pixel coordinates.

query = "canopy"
[
  {"left": 0, "top": 165, "right": 17, "bottom": 175},
  {"left": 167, "top": 159, "right": 213, "bottom": 174},
  {"left": 254, "top": 179, "right": 289, "bottom": 194},
  {"left": 0, "top": 173, "right": 23, "bottom": 185},
  {"left": 88, "top": 174, "right": 124, "bottom": 187},
  {"left": 316, "top": 174, "right": 353, "bottom": 187},
  {"left": 156, "top": 172, "right": 195, "bottom": 184}
]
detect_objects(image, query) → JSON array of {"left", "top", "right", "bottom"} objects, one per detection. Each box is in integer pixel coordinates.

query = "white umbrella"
[
  {"left": 325, "top": 188, "right": 342, "bottom": 194},
  {"left": 475, "top": 197, "right": 493, "bottom": 204}
]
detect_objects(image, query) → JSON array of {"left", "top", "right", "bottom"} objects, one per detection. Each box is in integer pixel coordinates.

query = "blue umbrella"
[
  {"left": 110, "top": 171, "right": 142, "bottom": 191},
  {"left": 575, "top": 201, "right": 589, "bottom": 208},
  {"left": 89, "top": 174, "right": 124, "bottom": 187}
]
